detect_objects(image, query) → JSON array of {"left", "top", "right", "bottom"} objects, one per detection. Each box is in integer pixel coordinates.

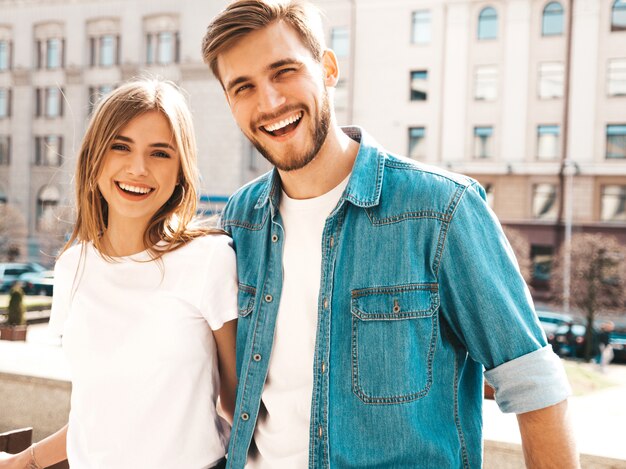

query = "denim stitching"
[
  {"left": 237, "top": 283, "right": 256, "bottom": 317},
  {"left": 453, "top": 351, "right": 471, "bottom": 469},
  {"left": 366, "top": 209, "right": 450, "bottom": 225},
  {"left": 433, "top": 185, "right": 468, "bottom": 277},
  {"left": 223, "top": 208, "right": 269, "bottom": 231},
  {"left": 350, "top": 283, "right": 439, "bottom": 404}
]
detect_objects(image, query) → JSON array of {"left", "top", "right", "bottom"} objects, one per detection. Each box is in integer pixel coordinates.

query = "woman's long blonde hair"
[{"left": 63, "top": 79, "right": 223, "bottom": 260}]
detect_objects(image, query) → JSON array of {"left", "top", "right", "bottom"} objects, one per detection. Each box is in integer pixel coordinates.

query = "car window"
[{"left": 5, "top": 268, "right": 29, "bottom": 276}]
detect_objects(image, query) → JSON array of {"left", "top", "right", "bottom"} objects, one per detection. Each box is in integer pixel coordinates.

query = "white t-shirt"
[
  {"left": 49, "top": 234, "right": 238, "bottom": 469},
  {"left": 246, "top": 176, "right": 349, "bottom": 469}
]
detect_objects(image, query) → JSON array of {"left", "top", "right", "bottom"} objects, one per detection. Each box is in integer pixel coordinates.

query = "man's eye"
[
  {"left": 111, "top": 143, "right": 129, "bottom": 151},
  {"left": 235, "top": 84, "right": 251, "bottom": 95},
  {"left": 276, "top": 68, "right": 296, "bottom": 76}
]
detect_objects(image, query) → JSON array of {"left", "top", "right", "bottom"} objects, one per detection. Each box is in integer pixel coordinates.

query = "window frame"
[
  {"left": 411, "top": 10, "right": 432, "bottom": 45},
  {"left": 542, "top": 2, "right": 564, "bottom": 37},
  {"left": 477, "top": 6, "right": 498, "bottom": 40}
]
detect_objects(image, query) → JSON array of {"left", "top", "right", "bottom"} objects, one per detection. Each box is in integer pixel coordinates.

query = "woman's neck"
[{"left": 100, "top": 219, "right": 150, "bottom": 257}]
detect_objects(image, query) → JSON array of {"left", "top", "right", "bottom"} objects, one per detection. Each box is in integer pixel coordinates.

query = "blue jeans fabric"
[{"left": 222, "top": 127, "right": 570, "bottom": 468}]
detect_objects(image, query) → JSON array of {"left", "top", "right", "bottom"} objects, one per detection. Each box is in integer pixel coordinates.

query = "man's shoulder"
[
  {"left": 383, "top": 152, "right": 476, "bottom": 189},
  {"left": 221, "top": 171, "right": 273, "bottom": 227}
]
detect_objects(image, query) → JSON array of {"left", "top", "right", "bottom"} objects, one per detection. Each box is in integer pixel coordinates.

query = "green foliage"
[{"left": 7, "top": 284, "right": 25, "bottom": 326}]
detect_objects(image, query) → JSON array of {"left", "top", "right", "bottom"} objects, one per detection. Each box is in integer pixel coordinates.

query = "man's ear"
[{"left": 321, "top": 49, "right": 339, "bottom": 87}]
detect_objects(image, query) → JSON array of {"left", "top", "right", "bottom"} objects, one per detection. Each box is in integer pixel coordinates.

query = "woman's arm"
[
  {"left": 213, "top": 319, "right": 238, "bottom": 423},
  {"left": 0, "top": 424, "right": 68, "bottom": 468}
]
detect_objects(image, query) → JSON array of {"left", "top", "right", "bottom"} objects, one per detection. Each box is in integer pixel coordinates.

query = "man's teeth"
[
  {"left": 263, "top": 112, "right": 302, "bottom": 132},
  {"left": 118, "top": 183, "right": 152, "bottom": 194}
]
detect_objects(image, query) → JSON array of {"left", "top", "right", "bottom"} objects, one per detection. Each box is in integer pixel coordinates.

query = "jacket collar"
[{"left": 254, "top": 126, "right": 385, "bottom": 210}]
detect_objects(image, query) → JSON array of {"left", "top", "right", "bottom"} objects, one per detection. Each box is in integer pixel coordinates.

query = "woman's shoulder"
[
  {"left": 169, "top": 233, "right": 234, "bottom": 261},
  {"left": 55, "top": 242, "right": 85, "bottom": 272}
]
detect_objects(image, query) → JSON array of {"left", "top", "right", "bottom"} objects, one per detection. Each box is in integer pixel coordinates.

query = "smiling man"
[{"left": 202, "top": 1, "right": 579, "bottom": 468}]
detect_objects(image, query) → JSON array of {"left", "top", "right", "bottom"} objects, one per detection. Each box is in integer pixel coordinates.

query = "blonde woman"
[{"left": 0, "top": 80, "right": 237, "bottom": 469}]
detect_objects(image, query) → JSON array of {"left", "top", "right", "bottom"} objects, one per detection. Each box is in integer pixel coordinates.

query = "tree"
[
  {"left": 0, "top": 203, "right": 27, "bottom": 262},
  {"left": 551, "top": 233, "right": 626, "bottom": 361},
  {"left": 503, "top": 227, "right": 532, "bottom": 285}
]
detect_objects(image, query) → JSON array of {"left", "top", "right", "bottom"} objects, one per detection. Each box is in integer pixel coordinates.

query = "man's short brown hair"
[{"left": 202, "top": 0, "right": 326, "bottom": 83}]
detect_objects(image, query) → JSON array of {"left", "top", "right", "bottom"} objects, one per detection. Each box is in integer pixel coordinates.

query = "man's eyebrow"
[
  {"left": 112, "top": 135, "right": 175, "bottom": 151},
  {"left": 225, "top": 58, "right": 304, "bottom": 94}
]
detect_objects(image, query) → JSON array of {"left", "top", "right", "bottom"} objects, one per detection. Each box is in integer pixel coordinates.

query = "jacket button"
[
  {"left": 253, "top": 354, "right": 262, "bottom": 362},
  {"left": 241, "top": 412, "right": 250, "bottom": 421},
  {"left": 265, "top": 294, "right": 273, "bottom": 303},
  {"left": 272, "top": 234, "right": 279, "bottom": 242}
]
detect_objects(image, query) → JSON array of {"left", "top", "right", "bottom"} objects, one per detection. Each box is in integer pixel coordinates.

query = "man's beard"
[{"left": 248, "top": 89, "right": 331, "bottom": 172}]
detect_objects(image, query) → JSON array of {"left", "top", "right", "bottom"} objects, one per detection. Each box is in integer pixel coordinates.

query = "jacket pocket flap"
[{"left": 351, "top": 284, "right": 438, "bottom": 321}]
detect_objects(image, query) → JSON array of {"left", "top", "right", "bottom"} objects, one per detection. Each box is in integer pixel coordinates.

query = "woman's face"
[{"left": 97, "top": 111, "right": 181, "bottom": 230}]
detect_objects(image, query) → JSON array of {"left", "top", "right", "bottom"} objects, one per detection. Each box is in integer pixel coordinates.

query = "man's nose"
[{"left": 257, "top": 82, "right": 286, "bottom": 113}]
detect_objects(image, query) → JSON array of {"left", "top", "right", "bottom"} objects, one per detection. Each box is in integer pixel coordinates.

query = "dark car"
[
  {"left": 536, "top": 310, "right": 574, "bottom": 343},
  {"left": 609, "top": 330, "right": 626, "bottom": 363},
  {"left": 19, "top": 270, "right": 54, "bottom": 296},
  {"left": 0, "top": 262, "right": 46, "bottom": 292},
  {"left": 550, "top": 322, "right": 588, "bottom": 358}
]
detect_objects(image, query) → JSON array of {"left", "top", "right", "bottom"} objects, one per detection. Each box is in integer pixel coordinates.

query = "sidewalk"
[
  {"left": 2, "top": 324, "right": 626, "bottom": 466},
  {"left": 483, "top": 362, "right": 626, "bottom": 463}
]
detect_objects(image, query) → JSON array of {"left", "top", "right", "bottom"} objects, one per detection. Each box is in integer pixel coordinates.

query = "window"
[
  {"left": 608, "top": 59, "right": 626, "bottom": 96},
  {"left": 146, "top": 31, "right": 180, "bottom": 65},
  {"left": 34, "top": 136, "right": 63, "bottom": 166},
  {"left": 34, "top": 23, "right": 65, "bottom": 69},
  {"left": 478, "top": 7, "right": 498, "bottom": 40},
  {"left": 606, "top": 124, "right": 626, "bottom": 158},
  {"left": 90, "top": 35, "right": 119, "bottom": 67},
  {"left": 612, "top": 0, "right": 626, "bottom": 32},
  {"left": 408, "top": 127, "right": 426, "bottom": 159},
  {"left": 0, "top": 136, "right": 9, "bottom": 165},
  {"left": 411, "top": 10, "right": 431, "bottom": 44},
  {"left": 601, "top": 185, "right": 626, "bottom": 222},
  {"left": 473, "top": 126, "right": 493, "bottom": 158},
  {"left": 532, "top": 183, "right": 558, "bottom": 219},
  {"left": 542, "top": 2, "right": 564, "bottom": 36},
  {"left": 538, "top": 62, "right": 564, "bottom": 99},
  {"left": 410, "top": 70, "right": 428, "bottom": 101},
  {"left": 484, "top": 183, "right": 495, "bottom": 208},
  {"left": 474, "top": 65, "right": 498, "bottom": 100},
  {"left": 37, "top": 185, "right": 60, "bottom": 231},
  {"left": 0, "top": 89, "right": 10, "bottom": 118},
  {"left": 46, "top": 38, "right": 63, "bottom": 68},
  {"left": 537, "top": 125, "right": 560, "bottom": 160},
  {"left": 45, "top": 87, "right": 63, "bottom": 117},
  {"left": 330, "top": 27, "right": 349, "bottom": 58},
  {"left": 531, "top": 245, "right": 554, "bottom": 281},
  {"left": 88, "top": 85, "right": 115, "bottom": 114},
  {"left": 0, "top": 40, "right": 11, "bottom": 71}
]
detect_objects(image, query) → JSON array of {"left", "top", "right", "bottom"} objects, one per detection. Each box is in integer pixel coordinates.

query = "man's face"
[{"left": 217, "top": 21, "right": 333, "bottom": 172}]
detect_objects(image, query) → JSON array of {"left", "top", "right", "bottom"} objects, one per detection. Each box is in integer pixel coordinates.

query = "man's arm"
[{"left": 517, "top": 400, "right": 579, "bottom": 469}]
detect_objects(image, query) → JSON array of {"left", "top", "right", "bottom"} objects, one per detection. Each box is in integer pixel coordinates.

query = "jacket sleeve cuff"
[{"left": 484, "top": 345, "right": 571, "bottom": 414}]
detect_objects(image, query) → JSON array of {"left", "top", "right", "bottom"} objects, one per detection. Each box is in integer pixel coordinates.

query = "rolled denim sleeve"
[
  {"left": 485, "top": 346, "right": 571, "bottom": 413},
  {"left": 438, "top": 181, "right": 570, "bottom": 413}
]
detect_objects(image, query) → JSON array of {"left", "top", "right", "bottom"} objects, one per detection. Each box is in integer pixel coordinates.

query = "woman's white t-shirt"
[{"left": 49, "top": 234, "right": 238, "bottom": 469}]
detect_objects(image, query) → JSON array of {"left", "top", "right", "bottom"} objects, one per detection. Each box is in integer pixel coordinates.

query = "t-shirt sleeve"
[
  {"left": 48, "top": 247, "right": 78, "bottom": 336},
  {"left": 199, "top": 235, "right": 239, "bottom": 330}
]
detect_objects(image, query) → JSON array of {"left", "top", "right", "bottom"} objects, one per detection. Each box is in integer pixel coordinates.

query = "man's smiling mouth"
[{"left": 261, "top": 111, "right": 303, "bottom": 137}]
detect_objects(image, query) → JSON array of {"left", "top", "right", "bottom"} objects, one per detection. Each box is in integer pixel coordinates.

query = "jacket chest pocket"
[{"left": 351, "top": 283, "right": 439, "bottom": 404}]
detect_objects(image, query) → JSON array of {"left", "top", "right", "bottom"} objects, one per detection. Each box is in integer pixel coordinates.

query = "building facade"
[{"left": 0, "top": 0, "right": 625, "bottom": 289}]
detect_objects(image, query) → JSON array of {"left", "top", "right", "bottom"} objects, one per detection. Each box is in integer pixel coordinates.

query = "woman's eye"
[
  {"left": 152, "top": 151, "right": 171, "bottom": 159},
  {"left": 110, "top": 143, "right": 129, "bottom": 151}
]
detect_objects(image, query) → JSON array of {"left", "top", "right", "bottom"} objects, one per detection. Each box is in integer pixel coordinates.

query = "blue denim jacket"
[{"left": 222, "top": 127, "right": 570, "bottom": 469}]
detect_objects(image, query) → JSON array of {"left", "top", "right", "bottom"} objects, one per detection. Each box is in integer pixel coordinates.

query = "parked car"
[
  {"left": 19, "top": 270, "right": 54, "bottom": 296},
  {"left": 0, "top": 263, "right": 46, "bottom": 293},
  {"left": 609, "top": 330, "right": 626, "bottom": 363},
  {"left": 536, "top": 310, "right": 574, "bottom": 343}
]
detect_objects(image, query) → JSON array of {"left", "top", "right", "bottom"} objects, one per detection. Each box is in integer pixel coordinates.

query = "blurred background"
[{"left": 0, "top": 0, "right": 625, "bottom": 466}]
